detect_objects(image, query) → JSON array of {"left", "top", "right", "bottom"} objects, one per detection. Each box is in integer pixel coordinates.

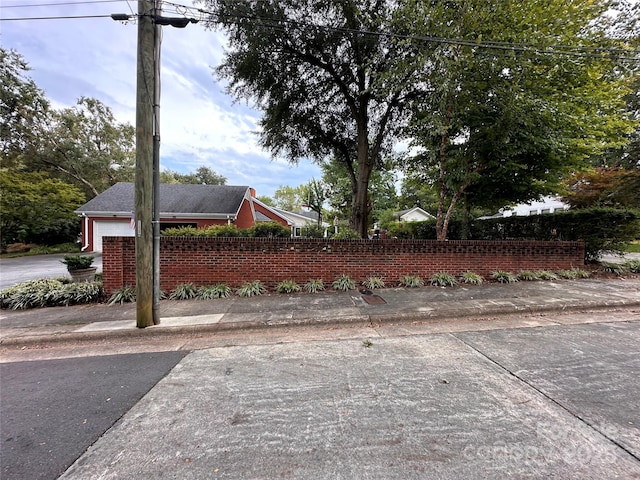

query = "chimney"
[{"left": 250, "top": 188, "right": 256, "bottom": 197}]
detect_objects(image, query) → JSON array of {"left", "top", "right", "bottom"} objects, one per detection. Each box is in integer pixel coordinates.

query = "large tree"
[
  {"left": 160, "top": 166, "right": 227, "bottom": 185},
  {"left": 202, "top": 0, "right": 424, "bottom": 237},
  {"left": 0, "top": 47, "right": 50, "bottom": 167},
  {"left": 403, "top": 0, "right": 638, "bottom": 240}
]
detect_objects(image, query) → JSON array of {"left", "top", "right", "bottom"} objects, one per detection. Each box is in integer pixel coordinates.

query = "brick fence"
[{"left": 102, "top": 236, "right": 585, "bottom": 293}]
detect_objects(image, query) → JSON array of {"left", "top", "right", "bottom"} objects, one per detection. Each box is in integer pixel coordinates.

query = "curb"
[{"left": 2, "top": 300, "right": 639, "bottom": 349}]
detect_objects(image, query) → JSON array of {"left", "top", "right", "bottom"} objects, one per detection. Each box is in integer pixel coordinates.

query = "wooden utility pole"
[{"left": 135, "top": 0, "right": 156, "bottom": 327}]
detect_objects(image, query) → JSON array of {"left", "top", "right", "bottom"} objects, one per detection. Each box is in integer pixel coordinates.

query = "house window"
[
  {"left": 541, "top": 208, "right": 551, "bottom": 214},
  {"left": 294, "top": 227, "right": 302, "bottom": 237}
]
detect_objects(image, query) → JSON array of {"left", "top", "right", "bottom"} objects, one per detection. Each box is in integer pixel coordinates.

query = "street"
[{"left": 1, "top": 311, "right": 638, "bottom": 479}]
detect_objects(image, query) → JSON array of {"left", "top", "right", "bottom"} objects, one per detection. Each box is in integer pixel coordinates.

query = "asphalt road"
[
  {"left": 0, "top": 351, "right": 187, "bottom": 480},
  {"left": 0, "top": 254, "right": 103, "bottom": 290}
]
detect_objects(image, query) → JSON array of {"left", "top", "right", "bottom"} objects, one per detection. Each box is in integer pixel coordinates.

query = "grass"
[
  {"left": 624, "top": 241, "right": 640, "bottom": 253},
  {"left": 459, "top": 271, "right": 483, "bottom": 285},
  {"left": 237, "top": 280, "right": 267, "bottom": 297},
  {"left": 332, "top": 274, "right": 356, "bottom": 291},
  {"left": 1, "top": 242, "right": 80, "bottom": 258},
  {"left": 399, "top": 275, "right": 424, "bottom": 288},
  {"left": 491, "top": 271, "right": 518, "bottom": 283},
  {"left": 362, "top": 277, "right": 385, "bottom": 289},
  {"left": 429, "top": 272, "right": 458, "bottom": 287},
  {"left": 1, "top": 278, "right": 104, "bottom": 310},
  {"left": 276, "top": 280, "right": 301, "bottom": 294},
  {"left": 304, "top": 279, "right": 325, "bottom": 293}
]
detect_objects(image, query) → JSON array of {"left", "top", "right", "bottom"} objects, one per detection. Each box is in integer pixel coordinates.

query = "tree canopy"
[{"left": 159, "top": 166, "right": 227, "bottom": 185}]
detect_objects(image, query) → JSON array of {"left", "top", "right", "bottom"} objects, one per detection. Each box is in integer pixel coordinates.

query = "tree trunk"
[{"left": 351, "top": 121, "right": 373, "bottom": 238}]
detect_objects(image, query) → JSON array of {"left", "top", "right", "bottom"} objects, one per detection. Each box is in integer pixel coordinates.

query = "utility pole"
[
  {"left": 114, "top": 2, "right": 198, "bottom": 328},
  {"left": 135, "top": 0, "right": 156, "bottom": 328}
]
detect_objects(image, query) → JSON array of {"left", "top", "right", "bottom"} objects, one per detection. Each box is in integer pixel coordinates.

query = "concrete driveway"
[{"left": 0, "top": 254, "right": 102, "bottom": 290}]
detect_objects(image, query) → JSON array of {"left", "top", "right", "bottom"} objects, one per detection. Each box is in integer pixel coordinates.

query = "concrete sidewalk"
[{"left": 1, "top": 277, "right": 639, "bottom": 347}]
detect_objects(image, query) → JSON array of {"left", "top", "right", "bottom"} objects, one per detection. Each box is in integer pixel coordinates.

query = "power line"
[
  {"left": 0, "top": 14, "right": 115, "bottom": 20},
  {"left": 0, "top": 0, "right": 128, "bottom": 7}
]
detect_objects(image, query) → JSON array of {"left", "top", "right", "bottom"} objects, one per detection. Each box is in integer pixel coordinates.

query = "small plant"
[
  {"left": 517, "top": 270, "right": 540, "bottom": 281},
  {"left": 602, "top": 262, "right": 627, "bottom": 275},
  {"left": 536, "top": 270, "right": 559, "bottom": 281},
  {"left": 169, "top": 283, "right": 197, "bottom": 300},
  {"left": 556, "top": 269, "right": 579, "bottom": 279},
  {"left": 362, "top": 339, "right": 373, "bottom": 348},
  {"left": 331, "top": 228, "right": 361, "bottom": 239},
  {"left": 0, "top": 278, "right": 103, "bottom": 310},
  {"left": 276, "top": 280, "right": 301, "bottom": 294},
  {"left": 237, "top": 280, "right": 267, "bottom": 297},
  {"left": 622, "top": 259, "right": 640, "bottom": 274},
  {"left": 61, "top": 254, "right": 94, "bottom": 271},
  {"left": 571, "top": 268, "right": 590, "bottom": 278},
  {"left": 108, "top": 285, "right": 136, "bottom": 305},
  {"left": 196, "top": 284, "right": 231, "bottom": 299},
  {"left": 429, "top": 272, "right": 458, "bottom": 287},
  {"left": 399, "top": 275, "right": 424, "bottom": 288},
  {"left": 491, "top": 270, "right": 518, "bottom": 283},
  {"left": 304, "top": 279, "right": 325, "bottom": 293},
  {"left": 332, "top": 274, "right": 356, "bottom": 291},
  {"left": 362, "top": 277, "right": 385, "bottom": 289},
  {"left": 459, "top": 271, "right": 483, "bottom": 285}
]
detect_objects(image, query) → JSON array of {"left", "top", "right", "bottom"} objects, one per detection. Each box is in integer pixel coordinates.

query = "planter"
[{"left": 69, "top": 267, "right": 98, "bottom": 283}]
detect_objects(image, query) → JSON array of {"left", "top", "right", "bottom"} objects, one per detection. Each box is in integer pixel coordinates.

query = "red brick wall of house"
[
  {"left": 102, "top": 237, "right": 585, "bottom": 294},
  {"left": 252, "top": 202, "right": 289, "bottom": 227}
]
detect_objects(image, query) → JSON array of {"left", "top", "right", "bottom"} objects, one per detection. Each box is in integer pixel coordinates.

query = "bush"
[
  {"left": 362, "top": 277, "right": 385, "bottom": 289},
  {"left": 169, "top": 283, "right": 197, "bottom": 300},
  {"left": 276, "top": 280, "right": 301, "bottom": 293},
  {"left": 399, "top": 275, "right": 424, "bottom": 288},
  {"left": 332, "top": 274, "right": 356, "bottom": 291},
  {"left": 304, "top": 279, "right": 325, "bottom": 293},
  {"left": 196, "top": 284, "right": 231, "bottom": 299},
  {"left": 459, "top": 271, "right": 483, "bottom": 284},
  {"left": 1, "top": 279, "right": 103, "bottom": 310},
  {"left": 331, "top": 228, "right": 361, "bottom": 239},
  {"left": 301, "top": 224, "right": 325, "bottom": 238},
  {"left": 491, "top": 271, "right": 518, "bottom": 283},
  {"left": 61, "top": 254, "right": 94, "bottom": 270},
  {"left": 517, "top": 270, "right": 540, "bottom": 281},
  {"left": 108, "top": 285, "right": 136, "bottom": 305},
  {"left": 248, "top": 222, "right": 291, "bottom": 238},
  {"left": 237, "top": 280, "right": 267, "bottom": 297},
  {"left": 536, "top": 270, "right": 559, "bottom": 281},
  {"left": 429, "top": 272, "right": 458, "bottom": 287}
]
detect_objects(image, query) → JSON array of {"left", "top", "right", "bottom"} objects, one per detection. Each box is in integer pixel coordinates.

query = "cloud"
[{"left": 1, "top": 0, "right": 321, "bottom": 197}]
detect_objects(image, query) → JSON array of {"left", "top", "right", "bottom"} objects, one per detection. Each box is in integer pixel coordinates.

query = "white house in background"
[
  {"left": 395, "top": 207, "right": 435, "bottom": 222},
  {"left": 498, "top": 196, "right": 570, "bottom": 218}
]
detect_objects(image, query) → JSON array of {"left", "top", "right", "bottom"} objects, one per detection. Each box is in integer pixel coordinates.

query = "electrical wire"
[{"left": 0, "top": 0, "right": 128, "bottom": 7}]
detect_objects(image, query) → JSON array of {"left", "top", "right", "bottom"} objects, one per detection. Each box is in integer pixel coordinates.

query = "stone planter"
[{"left": 69, "top": 266, "right": 98, "bottom": 283}]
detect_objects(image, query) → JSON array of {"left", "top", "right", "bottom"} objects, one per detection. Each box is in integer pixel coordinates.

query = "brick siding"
[{"left": 102, "top": 237, "right": 585, "bottom": 293}]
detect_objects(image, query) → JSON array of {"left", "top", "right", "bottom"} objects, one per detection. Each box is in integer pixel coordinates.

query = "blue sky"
[{"left": 1, "top": 0, "right": 323, "bottom": 198}]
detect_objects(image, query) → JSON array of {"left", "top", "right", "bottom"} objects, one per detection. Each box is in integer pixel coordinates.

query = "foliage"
[
  {"left": 300, "top": 178, "right": 327, "bottom": 225},
  {"left": 237, "top": 280, "right": 267, "bottom": 297},
  {"left": 332, "top": 274, "right": 356, "bottom": 292},
  {"left": 403, "top": 0, "right": 637, "bottom": 240},
  {"left": 276, "top": 280, "right": 301, "bottom": 294},
  {"left": 623, "top": 260, "right": 640, "bottom": 273},
  {"left": 0, "top": 171, "right": 84, "bottom": 246},
  {"left": 0, "top": 278, "right": 103, "bottom": 310},
  {"left": 159, "top": 166, "right": 226, "bottom": 185},
  {"left": 61, "top": 254, "right": 94, "bottom": 271},
  {"left": 301, "top": 224, "right": 325, "bottom": 238},
  {"left": 248, "top": 222, "right": 291, "bottom": 238},
  {"left": 331, "top": 228, "right": 361, "bottom": 240},
  {"left": 491, "top": 271, "right": 518, "bottom": 284},
  {"left": 399, "top": 275, "right": 424, "bottom": 288},
  {"left": 304, "top": 279, "right": 325, "bottom": 293},
  {"left": 169, "top": 283, "right": 197, "bottom": 300},
  {"left": 563, "top": 168, "right": 640, "bottom": 209},
  {"left": 107, "top": 285, "right": 136, "bottom": 305},
  {"left": 602, "top": 263, "right": 628, "bottom": 275},
  {"left": 362, "top": 340, "right": 373, "bottom": 348},
  {"left": 429, "top": 272, "right": 458, "bottom": 287},
  {"left": 362, "top": 277, "right": 385, "bottom": 289},
  {"left": 517, "top": 270, "right": 540, "bottom": 281},
  {"left": 196, "top": 284, "right": 232, "bottom": 299},
  {"left": 459, "top": 271, "right": 483, "bottom": 285},
  {"left": 536, "top": 271, "right": 559, "bottom": 281},
  {"left": 202, "top": 0, "right": 426, "bottom": 238}
]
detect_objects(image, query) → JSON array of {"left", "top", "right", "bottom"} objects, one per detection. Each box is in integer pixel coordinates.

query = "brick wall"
[{"left": 102, "top": 237, "right": 585, "bottom": 293}]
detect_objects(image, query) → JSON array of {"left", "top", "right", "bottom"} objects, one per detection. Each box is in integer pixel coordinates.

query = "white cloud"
[{"left": 1, "top": 0, "right": 321, "bottom": 197}]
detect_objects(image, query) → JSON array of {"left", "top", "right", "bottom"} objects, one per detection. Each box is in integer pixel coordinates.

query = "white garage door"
[{"left": 93, "top": 221, "right": 134, "bottom": 252}]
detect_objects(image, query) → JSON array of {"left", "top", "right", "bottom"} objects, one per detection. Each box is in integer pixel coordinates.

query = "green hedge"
[
  {"left": 386, "top": 208, "right": 640, "bottom": 261},
  {"left": 162, "top": 222, "right": 290, "bottom": 238}
]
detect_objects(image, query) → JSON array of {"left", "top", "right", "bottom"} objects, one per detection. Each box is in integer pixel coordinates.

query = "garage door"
[{"left": 93, "top": 221, "right": 134, "bottom": 252}]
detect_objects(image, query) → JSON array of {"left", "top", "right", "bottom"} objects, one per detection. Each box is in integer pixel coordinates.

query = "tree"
[
  {"left": 563, "top": 168, "right": 640, "bottom": 209},
  {"left": 299, "top": 179, "right": 327, "bottom": 225},
  {"left": 0, "top": 171, "right": 85, "bottom": 247},
  {"left": 273, "top": 185, "right": 305, "bottom": 211},
  {"left": 0, "top": 47, "right": 50, "bottom": 167},
  {"left": 28, "top": 97, "right": 136, "bottom": 199},
  {"left": 403, "top": 0, "right": 638, "bottom": 240},
  {"left": 202, "top": 0, "right": 425, "bottom": 237},
  {"left": 160, "top": 166, "right": 227, "bottom": 185}
]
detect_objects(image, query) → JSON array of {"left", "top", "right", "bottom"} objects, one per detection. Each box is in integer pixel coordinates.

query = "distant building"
[
  {"left": 395, "top": 207, "right": 435, "bottom": 222},
  {"left": 479, "top": 196, "right": 570, "bottom": 220}
]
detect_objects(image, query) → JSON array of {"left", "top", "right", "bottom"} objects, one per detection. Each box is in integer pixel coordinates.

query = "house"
[
  {"left": 75, "top": 182, "right": 296, "bottom": 252},
  {"left": 252, "top": 198, "right": 327, "bottom": 237},
  {"left": 395, "top": 207, "right": 435, "bottom": 222},
  {"left": 483, "top": 196, "right": 570, "bottom": 219}
]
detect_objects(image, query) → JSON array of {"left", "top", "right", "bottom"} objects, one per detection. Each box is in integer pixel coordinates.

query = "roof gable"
[{"left": 76, "top": 183, "right": 251, "bottom": 216}]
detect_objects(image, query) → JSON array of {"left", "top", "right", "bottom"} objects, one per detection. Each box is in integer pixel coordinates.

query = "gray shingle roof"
[{"left": 76, "top": 182, "right": 250, "bottom": 215}]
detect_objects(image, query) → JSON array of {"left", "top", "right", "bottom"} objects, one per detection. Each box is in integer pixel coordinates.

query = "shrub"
[
  {"left": 108, "top": 285, "right": 136, "bottom": 305},
  {"left": 61, "top": 254, "right": 94, "bottom": 270},
  {"left": 1, "top": 279, "right": 103, "bottom": 310},
  {"left": 196, "top": 284, "right": 232, "bottom": 299},
  {"left": 332, "top": 274, "right": 356, "bottom": 291},
  {"left": 556, "top": 269, "right": 579, "bottom": 279},
  {"left": 517, "top": 270, "right": 540, "bottom": 281},
  {"left": 624, "top": 259, "right": 640, "bottom": 273},
  {"left": 169, "top": 283, "right": 197, "bottom": 300},
  {"left": 161, "top": 226, "right": 201, "bottom": 236},
  {"left": 301, "top": 224, "right": 325, "bottom": 238},
  {"left": 248, "top": 222, "right": 291, "bottom": 238},
  {"left": 331, "top": 228, "right": 361, "bottom": 239},
  {"left": 362, "top": 277, "right": 385, "bottom": 289},
  {"left": 429, "top": 272, "right": 458, "bottom": 287},
  {"left": 276, "top": 280, "right": 301, "bottom": 294},
  {"left": 536, "top": 270, "right": 559, "bottom": 281},
  {"left": 602, "top": 262, "right": 627, "bottom": 275},
  {"left": 459, "top": 271, "right": 483, "bottom": 285},
  {"left": 491, "top": 271, "right": 518, "bottom": 283},
  {"left": 304, "top": 279, "right": 325, "bottom": 293},
  {"left": 237, "top": 280, "right": 267, "bottom": 297},
  {"left": 399, "top": 275, "right": 424, "bottom": 288}
]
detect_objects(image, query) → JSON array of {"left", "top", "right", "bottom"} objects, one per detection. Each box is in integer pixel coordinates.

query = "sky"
[{"left": 0, "top": 0, "right": 323, "bottom": 198}]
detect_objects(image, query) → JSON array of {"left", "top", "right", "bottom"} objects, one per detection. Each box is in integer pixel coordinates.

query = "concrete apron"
[{"left": 60, "top": 322, "right": 640, "bottom": 479}]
